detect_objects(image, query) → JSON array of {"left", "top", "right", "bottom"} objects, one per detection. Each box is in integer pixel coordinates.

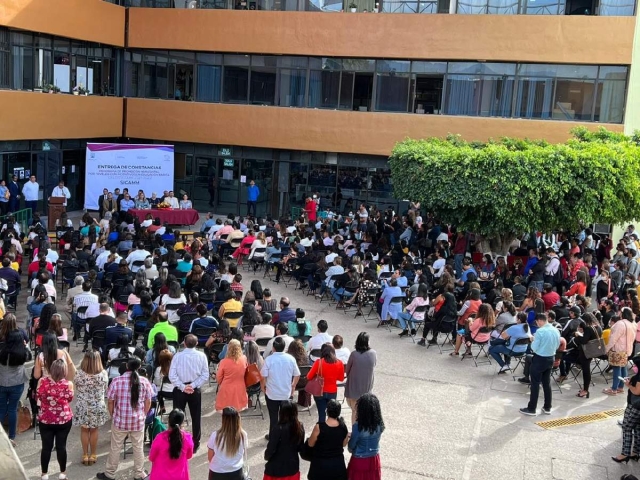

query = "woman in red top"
[
  {"left": 37, "top": 358, "right": 74, "bottom": 480},
  {"left": 307, "top": 344, "right": 345, "bottom": 423},
  {"left": 305, "top": 197, "right": 317, "bottom": 223},
  {"left": 565, "top": 270, "right": 588, "bottom": 297},
  {"left": 231, "top": 230, "right": 256, "bottom": 262}
]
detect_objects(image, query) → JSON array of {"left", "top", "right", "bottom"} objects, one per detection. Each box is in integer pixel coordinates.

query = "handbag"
[
  {"left": 244, "top": 363, "right": 261, "bottom": 388},
  {"left": 4, "top": 189, "right": 9, "bottom": 199},
  {"left": 2, "top": 401, "right": 32, "bottom": 434},
  {"left": 305, "top": 360, "right": 324, "bottom": 397},
  {"left": 581, "top": 326, "right": 606, "bottom": 359}
]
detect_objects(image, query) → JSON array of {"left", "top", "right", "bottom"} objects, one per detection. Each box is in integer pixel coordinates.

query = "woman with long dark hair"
[
  {"left": 264, "top": 400, "right": 305, "bottom": 480},
  {"left": 308, "top": 399, "right": 348, "bottom": 480},
  {"left": 347, "top": 393, "right": 384, "bottom": 480},
  {"left": 0, "top": 321, "right": 30, "bottom": 446},
  {"left": 572, "top": 312, "right": 603, "bottom": 399},
  {"left": 149, "top": 408, "right": 194, "bottom": 480},
  {"left": 34, "top": 332, "right": 76, "bottom": 380},
  {"left": 250, "top": 279, "right": 264, "bottom": 300},
  {"left": 207, "top": 407, "right": 248, "bottom": 480},
  {"left": 344, "top": 332, "right": 377, "bottom": 426},
  {"left": 307, "top": 344, "right": 345, "bottom": 423}
]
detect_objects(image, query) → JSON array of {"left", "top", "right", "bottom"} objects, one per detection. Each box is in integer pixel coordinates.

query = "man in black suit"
[
  {"left": 8, "top": 175, "right": 20, "bottom": 213},
  {"left": 98, "top": 188, "right": 108, "bottom": 219},
  {"left": 88, "top": 303, "right": 116, "bottom": 352}
]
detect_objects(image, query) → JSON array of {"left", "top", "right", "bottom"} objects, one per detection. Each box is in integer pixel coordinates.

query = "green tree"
[{"left": 389, "top": 127, "right": 640, "bottom": 254}]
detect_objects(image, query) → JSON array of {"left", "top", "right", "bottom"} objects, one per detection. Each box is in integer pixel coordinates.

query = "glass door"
[
  {"left": 218, "top": 157, "right": 240, "bottom": 216},
  {"left": 193, "top": 156, "right": 216, "bottom": 211},
  {"left": 35, "top": 151, "right": 62, "bottom": 214},
  {"left": 62, "top": 150, "right": 84, "bottom": 211},
  {"left": 240, "top": 159, "right": 274, "bottom": 218}
]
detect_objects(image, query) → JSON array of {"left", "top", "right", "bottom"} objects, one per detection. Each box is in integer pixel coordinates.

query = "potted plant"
[
  {"left": 78, "top": 86, "right": 89, "bottom": 96},
  {"left": 349, "top": 2, "right": 357, "bottom": 11},
  {"left": 43, "top": 84, "right": 59, "bottom": 94}
]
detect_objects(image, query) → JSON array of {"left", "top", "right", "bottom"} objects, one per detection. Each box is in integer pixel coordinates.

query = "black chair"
[
  {"left": 91, "top": 329, "right": 107, "bottom": 352},
  {"left": 74, "top": 306, "right": 89, "bottom": 346},
  {"left": 294, "top": 334, "right": 311, "bottom": 344},
  {"left": 461, "top": 326, "right": 493, "bottom": 367},
  {"left": 263, "top": 253, "right": 282, "bottom": 281},
  {"left": 378, "top": 296, "right": 404, "bottom": 331},
  {"left": 242, "top": 325, "right": 255, "bottom": 337},
  {"left": 177, "top": 313, "right": 199, "bottom": 341},
  {"left": 199, "top": 291, "right": 215, "bottom": 309},
  {"left": 255, "top": 337, "right": 271, "bottom": 354},
  {"left": 427, "top": 316, "right": 457, "bottom": 354},
  {"left": 295, "top": 365, "right": 313, "bottom": 415},
  {"left": 358, "top": 287, "right": 380, "bottom": 321},
  {"left": 132, "top": 260, "right": 145, "bottom": 271},
  {"left": 192, "top": 327, "right": 217, "bottom": 347},
  {"left": 506, "top": 337, "right": 533, "bottom": 379},
  {"left": 248, "top": 248, "right": 267, "bottom": 273},
  {"left": 243, "top": 382, "right": 265, "bottom": 419},
  {"left": 167, "top": 340, "right": 180, "bottom": 351},
  {"left": 223, "top": 311, "right": 243, "bottom": 329},
  {"left": 406, "top": 305, "right": 429, "bottom": 342},
  {"left": 309, "top": 348, "right": 322, "bottom": 363}
]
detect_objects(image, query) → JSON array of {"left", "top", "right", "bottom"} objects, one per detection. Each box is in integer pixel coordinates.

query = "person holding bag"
[
  {"left": 216, "top": 339, "right": 248, "bottom": 413},
  {"left": 573, "top": 313, "right": 603, "bottom": 399},
  {"left": 612, "top": 356, "right": 640, "bottom": 463},
  {"left": 307, "top": 344, "right": 345, "bottom": 423},
  {"left": 604, "top": 308, "right": 636, "bottom": 396}
]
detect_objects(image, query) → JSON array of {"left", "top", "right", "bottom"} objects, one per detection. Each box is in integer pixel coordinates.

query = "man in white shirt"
[
  {"left": 307, "top": 319, "right": 333, "bottom": 362},
  {"left": 260, "top": 336, "right": 300, "bottom": 439},
  {"left": 125, "top": 242, "right": 151, "bottom": 272},
  {"left": 332, "top": 335, "right": 351, "bottom": 364},
  {"left": 433, "top": 249, "right": 446, "bottom": 278},
  {"left": 167, "top": 191, "right": 179, "bottom": 209},
  {"left": 22, "top": 175, "right": 39, "bottom": 215},
  {"left": 141, "top": 257, "right": 159, "bottom": 280},
  {"left": 263, "top": 323, "right": 294, "bottom": 360},
  {"left": 96, "top": 247, "right": 118, "bottom": 271},
  {"left": 50, "top": 181, "right": 71, "bottom": 207},
  {"left": 43, "top": 242, "right": 58, "bottom": 264},
  {"left": 318, "top": 257, "right": 344, "bottom": 296},
  {"left": 168, "top": 334, "right": 209, "bottom": 452}
]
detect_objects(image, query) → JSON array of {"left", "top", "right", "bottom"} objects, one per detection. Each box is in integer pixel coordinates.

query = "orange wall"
[
  {"left": 0, "top": 0, "right": 125, "bottom": 47},
  {"left": 128, "top": 10, "right": 633, "bottom": 65},
  {"left": 125, "top": 99, "right": 623, "bottom": 156},
  {"left": 1, "top": 91, "right": 124, "bottom": 141}
]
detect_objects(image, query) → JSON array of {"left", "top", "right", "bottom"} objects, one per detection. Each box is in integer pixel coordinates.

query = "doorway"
[
  {"left": 34, "top": 151, "right": 62, "bottom": 214},
  {"left": 192, "top": 156, "right": 216, "bottom": 211},
  {"left": 412, "top": 75, "right": 443, "bottom": 114},
  {"left": 353, "top": 73, "right": 373, "bottom": 111}
]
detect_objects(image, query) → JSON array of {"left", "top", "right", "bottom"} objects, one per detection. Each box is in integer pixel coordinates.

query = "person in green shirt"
[{"left": 147, "top": 311, "right": 178, "bottom": 349}]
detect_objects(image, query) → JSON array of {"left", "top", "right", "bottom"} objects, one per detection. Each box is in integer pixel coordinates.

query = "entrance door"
[
  {"left": 240, "top": 159, "right": 274, "bottom": 218},
  {"left": 193, "top": 156, "right": 216, "bottom": 211},
  {"left": 34, "top": 151, "right": 62, "bottom": 214},
  {"left": 218, "top": 158, "right": 240, "bottom": 215},
  {"left": 62, "top": 151, "right": 84, "bottom": 211}
]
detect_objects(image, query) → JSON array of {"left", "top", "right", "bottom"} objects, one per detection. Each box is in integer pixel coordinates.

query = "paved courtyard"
[{"left": 8, "top": 214, "right": 639, "bottom": 480}]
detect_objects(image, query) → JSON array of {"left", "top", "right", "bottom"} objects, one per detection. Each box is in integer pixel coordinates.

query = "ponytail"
[
  {"left": 168, "top": 424, "right": 183, "bottom": 459},
  {"left": 128, "top": 358, "right": 141, "bottom": 409},
  {"left": 522, "top": 322, "right": 530, "bottom": 334},
  {"left": 168, "top": 408, "right": 186, "bottom": 459}
]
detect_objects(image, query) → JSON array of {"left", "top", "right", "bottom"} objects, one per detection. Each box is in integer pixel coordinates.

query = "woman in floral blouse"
[
  {"left": 37, "top": 358, "right": 74, "bottom": 480},
  {"left": 343, "top": 269, "right": 378, "bottom": 311}
]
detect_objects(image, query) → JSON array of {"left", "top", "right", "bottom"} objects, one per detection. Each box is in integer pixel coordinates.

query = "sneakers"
[
  {"left": 398, "top": 329, "right": 409, "bottom": 337},
  {"left": 417, "top": 338, "right": 426, "bottom": 346},
  {"left": 410, "top": 329, "right": 416, "bottom": 336},
  {"left": 519, "top": 408, "right": 537, "bottom": 416},
  {"left": 517, "top": 377, "right": 531, "bottom": 385},
  {"left": 96, "top": 474, "right": 115, "bottom": 480},
  {"left": 498, "top": 365, "right": 511, "bottom": 374},
  {"left": 541, "top": 407, "right": 552, "bottom": 415}
]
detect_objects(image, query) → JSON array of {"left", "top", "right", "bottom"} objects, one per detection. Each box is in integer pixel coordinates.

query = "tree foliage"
[{"left": 389, "top": 127, "right": 640, "bottom": 248}]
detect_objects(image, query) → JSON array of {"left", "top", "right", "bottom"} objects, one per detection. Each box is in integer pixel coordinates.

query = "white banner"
[{"left": 84, "top": 143, "right": 174, "bottom": 210}]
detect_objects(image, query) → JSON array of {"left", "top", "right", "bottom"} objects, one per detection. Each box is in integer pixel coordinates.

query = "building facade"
[{"left": 1, "top": 0, "right": 638, "bottom": 216}]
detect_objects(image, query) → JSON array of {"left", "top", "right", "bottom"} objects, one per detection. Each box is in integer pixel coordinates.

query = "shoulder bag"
[
  {"left": 244, "top": 363, "right": 262, "bottom": 388},
  {"left": 305, "top": 360, "right": 324, "bottom": 397},
  {"left": 581, "top": 326, "right": 606, "bottom": 359}
]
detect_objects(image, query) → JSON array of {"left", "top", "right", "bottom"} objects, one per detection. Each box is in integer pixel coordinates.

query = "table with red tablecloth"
[{"left": 128, "top": 208, "right": 200, "bottom": 226}]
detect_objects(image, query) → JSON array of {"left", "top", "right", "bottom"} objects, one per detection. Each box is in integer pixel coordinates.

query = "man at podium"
[{"left": 50, "top": 181, "right": 71, "bottom": 207}]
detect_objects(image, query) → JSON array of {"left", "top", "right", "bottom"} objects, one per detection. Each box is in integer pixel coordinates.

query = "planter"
[
  {"left": 84, "top": 93, "right": 88, "bottom": 96},
  {"left": 350, "top": 7, "right": 357, "bottom": 11},
  {"left": 73, "top": 91, "right": 79, "bottom": 96}
]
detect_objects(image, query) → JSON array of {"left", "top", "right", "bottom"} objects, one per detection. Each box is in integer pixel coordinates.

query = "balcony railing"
[{"left": 105, "top": 0, "right": 635, "bottom": 14}]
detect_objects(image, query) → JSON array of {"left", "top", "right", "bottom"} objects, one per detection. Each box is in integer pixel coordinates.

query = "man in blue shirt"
[
  {"left": 520, "top": 313, "right": 560, "bottom": 416},
  {"left": 456, "top": 259, "right": 477, "bottom": 287},
  {"left": 119, "top": 193, "right": 135, "bottom": 212},
  {"left": 247, "top": 180, "right": 260, "bottom": 217},
  {"left": 200, "top": 213, "right": 216, "bottom": 234}
]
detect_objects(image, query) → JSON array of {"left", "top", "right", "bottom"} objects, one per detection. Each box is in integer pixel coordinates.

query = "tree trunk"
[{"left": 475, "top": 234, "right": 517, "bottom": 257}]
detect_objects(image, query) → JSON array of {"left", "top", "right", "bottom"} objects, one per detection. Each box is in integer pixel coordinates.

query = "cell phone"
[{"left": 619, "top": 376, "right": 628, "bottom": 382}]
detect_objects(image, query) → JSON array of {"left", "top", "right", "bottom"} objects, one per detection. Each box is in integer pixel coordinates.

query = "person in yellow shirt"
[{"left": 217, "top": 290, "right": 242, "bottom": 319}]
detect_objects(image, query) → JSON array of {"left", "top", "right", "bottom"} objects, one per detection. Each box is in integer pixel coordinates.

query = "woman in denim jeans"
[
  {"left": 307, "top": 344, "right": 345, "bottom": 423},
  {"left": 348, "top": 393, "right": 384, "bottom": 480},
  {"left": 0, "top": 314, "right": 30, "bottom": 446}
]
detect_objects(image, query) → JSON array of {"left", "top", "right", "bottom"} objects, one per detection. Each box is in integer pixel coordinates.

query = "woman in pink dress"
[
  {"left": 149, "top": 408, "right": 194, "bottom": 480},
  {"left": 215, "top": 339, "right": 248, "bottom": 413}
]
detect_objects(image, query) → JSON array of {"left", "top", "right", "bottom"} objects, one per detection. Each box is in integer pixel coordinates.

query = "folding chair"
[
  {"left": 359, "top": 287, "right": 380, "bottom": 321},
  {"left": 91, "top": 329, "right": 107, "bottom": 352},
  {"left": 223, "top": 311, "right": 243, "bottom": 329},
  {"left": 207, "top": 343, "right": 226, "bottom": 385},
  {"left": 505, "top": 337, "right": 532, "bottom": 379},
  {"left": 407, "top": 305, "right": 429, "bottom": 343},
  {"left": 318, "top": 275, "right": 341, "bottom": 305},
  {"left": 192, "top": 327, "right": 217, "bottom": 348},
  {"left": 263, "top": 253, "right": 282, "bottom": 281},
  {"left": 427, "top": 316, "right": 457, "bottom": 354},
  {"left": 74, "top": 306, "right": 89, "bottom": 346},
  {"left": 281, "top": 262, "right": 298, "bottom": 288},
  {"left": 249, "top": 248, "right": 267, "bottom": 273},
  {"left": 461, "top": 326, "right": 492, "bottom": 367},
  {"left": 243, "top": 383, "right": 265, "bottom": 419},
  {"left": 591, "top": 354, "right": 609, "bottom": 384},
  {"left": 295, "top": 365, "right": 313, "bottom": 415},
  {"left": 255, "top": 337, "right": 271, "bottom": 355},
  {"left": 378, "top": 296, "right": 403, "bottom": 331}
]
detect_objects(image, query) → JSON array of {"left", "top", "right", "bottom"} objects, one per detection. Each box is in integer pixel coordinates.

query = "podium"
[{"left": 48, "top": 197, "right": 66, "bottom": 231}]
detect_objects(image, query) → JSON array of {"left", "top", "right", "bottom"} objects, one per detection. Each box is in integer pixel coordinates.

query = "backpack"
[{"left": 149, "top": 415, "right": 167, "bottom": 443}]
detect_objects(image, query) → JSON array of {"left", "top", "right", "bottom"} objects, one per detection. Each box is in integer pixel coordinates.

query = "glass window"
[
  {"left": 197, "top": 53, "right": 222, "bottom": 65},
  {"left": 445, "top": 75, "right": 514, "bottom": 117},
  {"left": 124, "top": 51, "right": 142, "bottom": 97},
  {"left": 224, "top": 54, "right": 250, "bottom": 66},
  {"left": 196, "top": 65, "right": 222, "bottom": 102},
  {"left": 514, "top": 78, "right": 554, "bottom": 119},
  {"left": 339, "top": 72, "right": 354, "bottom": 110},
  {"left": 342, "top": 59, "right": 375, "bottom": 72},
  {"left": 308, "top": 70, "right": 340, "bottom": 109},
  {"left": 456, "top": 0, "right": 488, "bottom": 13},
  {"left": 250, "top": 56, "right": 276, "bottom": 105},
  {"left": 223, "top": 66, "right": 249, "bottom": 103},
  {"left": 412, "top": 61, "right": 447, "bottom": 74},
  {"left": 12, "top": 44, "right": 34, "bottom": 90},
  {"left": 0, "top": 29, "right": 10, "bottom": 89},
  {"left": 598, "top": 0, "right": 635, "bottom": 15},
  {"left": 11, "top": 32, "right": 32, "bottom": 47},
  {"left": 381, "top": 0, "right": 420, "bottom": 13},
  {"left": 376, "top": 60, "right": 410, "bottom": 73},
  {"left": 375, "top": 72, "right": 409, "bottom": 112},
  {"left": 521, "top": 0, "right": 565, "bottom": 14},
  {"left": 595, "top": 79, "right": 625, "bottom": 123},
  {"left": 487, "top": 0, "right": 518, "bottom": 13},
  {"left": 448, "top": 62, "right": 516, "bottom": 75},
  {"left": 34, "top": 35, "right": 52, "bottom": 49},
  {"left": 306, "top": 0, "right": 343, "bottom": 12},
  {"left": 553, "top": 79, "right": 595, "bottom": 121},
  {"left": 278, "top": 68, "right": 306, "bottom": 107},
  {"left": 277, "top": 56, "right": 308, "bottom": 68},
  {"left": 144, "top": 61, "right": 168, "bottom": 98}
]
